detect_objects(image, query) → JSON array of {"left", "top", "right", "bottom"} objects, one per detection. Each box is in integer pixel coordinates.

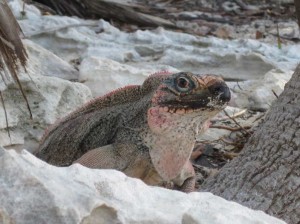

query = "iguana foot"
[{"left": 175, "top": 176, "right": 196, "bottom": 193}]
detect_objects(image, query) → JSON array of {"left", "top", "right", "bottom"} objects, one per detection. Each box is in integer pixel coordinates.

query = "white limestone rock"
[
  {"left": 13, "top": 4, "right": 300, "bottom": 81},
  {"left": 228, "top": 69, "right": 293, "bottom": 111},
  {"left": 0, "top": 41, "right": 92, "bottom": 151},
  {"left": 8, "top": 0, "right": 41, "bottom": 20},
  {"left": 28, "top": 18, "right": 276, "bottom": 80},
  {"left": 79, "top": 56, "right": 178, "bottom": 97},
  {"left": 198, "top": 106, "right": 246, "bottom": 142},
  {"left": 0, "top": 147, "right": 286, "bottom": 224},
  {"left": 0, "top": 75, "right": 91, "bottom": 151},
  {"left": 24, "top": 39, "right": 79, "bottom": 80}
]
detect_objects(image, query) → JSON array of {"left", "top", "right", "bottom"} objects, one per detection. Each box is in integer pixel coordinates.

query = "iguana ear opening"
[{"left": 149, "top": 146, "right": 192, "bottom": 181}]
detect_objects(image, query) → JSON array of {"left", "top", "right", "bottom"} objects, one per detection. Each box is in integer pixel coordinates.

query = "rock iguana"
[{"left": 36, "top": 72, "right": 230, "bottom": 192}]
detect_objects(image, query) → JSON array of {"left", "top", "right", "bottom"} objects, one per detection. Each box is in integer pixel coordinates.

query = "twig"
[
  {"left": 220, "top": 137, "right": 235, "bottom": 145},
  {"left": 223, "top": 152, "right": 239, "bottom": 160},
  {"left": 211, "top": 109, "right": 247, "bottom": 121},
  {"left": 252, "top": 113, "right": 265, "bottom": 123},
  {"left": 223, "top": 109, "right": 251, "bottom": 135},
  {"left": 276, "top": 23, "right": 282, "bottom": 49},
  {"left": 272, "top": 89, "right": 279, "bottom": 98},
  {"left": 210, "top": 125, "right": 251, "bottom": 131}
]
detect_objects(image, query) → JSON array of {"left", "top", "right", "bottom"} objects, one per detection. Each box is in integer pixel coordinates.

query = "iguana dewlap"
[{"left": 36, "top": 72, "right": 230, "bottom": 192}]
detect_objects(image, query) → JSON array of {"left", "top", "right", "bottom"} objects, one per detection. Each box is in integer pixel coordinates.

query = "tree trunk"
[{"left": 201, "top": 64, "right": 300, "bottom": 224}]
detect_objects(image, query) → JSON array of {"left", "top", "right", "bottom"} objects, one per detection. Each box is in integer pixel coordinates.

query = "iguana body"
[{"left": 36, "top": 72, "right": 230, "bottom": 192}]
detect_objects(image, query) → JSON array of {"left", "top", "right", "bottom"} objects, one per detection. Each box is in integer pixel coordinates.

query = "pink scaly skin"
[{"left": 36, "top": 71, "right": 230, "bottom": 192}]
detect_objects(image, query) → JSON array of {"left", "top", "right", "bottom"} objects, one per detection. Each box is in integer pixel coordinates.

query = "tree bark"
[{"left": 201, "top": 64, "right": 300, "bottom": 224}]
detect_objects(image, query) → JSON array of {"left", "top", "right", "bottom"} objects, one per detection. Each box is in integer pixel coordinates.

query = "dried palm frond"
[{"left": 0, "top": 0, "right": 31, "bottom": 119}]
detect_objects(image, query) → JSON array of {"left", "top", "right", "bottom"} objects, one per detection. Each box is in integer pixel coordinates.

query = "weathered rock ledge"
[{"left": 0, "top": 147, "right": 286, "bottom": 224}]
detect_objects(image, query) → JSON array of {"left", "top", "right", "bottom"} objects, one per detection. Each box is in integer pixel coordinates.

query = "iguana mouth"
[
  {"left": 153, "top": 73, "right": 231, "bottom": 113},
  {"left": 157, "top": 106, "right": 211, "bottom": 115},
  {"left": 157, "top": 102, "right": 227, "bottom": 115},
  {"left": 159, "top": 84, "right": 231, "bottom": 114}
]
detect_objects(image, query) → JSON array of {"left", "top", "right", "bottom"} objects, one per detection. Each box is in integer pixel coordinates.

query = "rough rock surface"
[
  {"left": 7, "top": 0, "right": 298, "bottom": 109},
  {"left": 198, "top": 106, "right": 252, "bottom": 142},
  {"left": 0, "top": 147, "right": 286, "bottom": 224},
  {"left": 11, "top": 0, "right": 300, "bottom": 81},
  {"left": 24, "top": 16, "right": 278, "bottom": 80},
  {"left": 0, "top": 40, "right": 92, "bottom": 151},
  {"left": 79, "top": 56, "right": 178, "bottom": 96},
  {"left": 228, "top": 69, "right": 293, "bottom": 111},
  {"left": 24, "top": 40, "right": 79, "bottom": 80}
]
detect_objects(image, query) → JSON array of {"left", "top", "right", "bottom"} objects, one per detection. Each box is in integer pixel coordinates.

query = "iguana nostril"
[
  {"left": 221, "top": 86, "right": 231, "bottom": 102},
  {"left": 209, "top": 84, "right": 231, "bottom": 102}
]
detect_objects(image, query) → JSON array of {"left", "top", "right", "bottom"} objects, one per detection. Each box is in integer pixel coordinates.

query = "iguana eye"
[{"left": 176, "top": 77, "right": 190, "bottom": 91}]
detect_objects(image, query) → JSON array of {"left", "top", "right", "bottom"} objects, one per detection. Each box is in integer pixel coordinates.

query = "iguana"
[{"left": 36, "top": 72, "right": 230, "bottom": 192}]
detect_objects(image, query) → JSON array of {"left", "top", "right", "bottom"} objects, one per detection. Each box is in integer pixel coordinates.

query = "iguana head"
[
  {"left": 145, "top": 72, "right": 230, "bottom": 181},
  {"left": 150, "top": 72, "right": 230, "bottom": 113}
]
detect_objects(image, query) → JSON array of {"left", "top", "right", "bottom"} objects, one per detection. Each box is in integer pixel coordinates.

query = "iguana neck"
[{"left": 140, "top": 106, "right": 214, "bottom": 180}]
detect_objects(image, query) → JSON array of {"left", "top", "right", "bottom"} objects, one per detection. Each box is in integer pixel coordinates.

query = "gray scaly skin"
[{"left": 36, "top": 72, "right": 230, "bottom": 192}]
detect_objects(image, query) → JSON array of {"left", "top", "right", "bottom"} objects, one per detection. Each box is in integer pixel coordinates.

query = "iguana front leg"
[
  {"left": 74, "top": 143, "right": 165, "bottom": 186},
  {"left": 73, "top": 143, "right": 140, "bottom": 171},
  {"left": 172, "top": 161, "right": 196, "bottom": 193}
]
